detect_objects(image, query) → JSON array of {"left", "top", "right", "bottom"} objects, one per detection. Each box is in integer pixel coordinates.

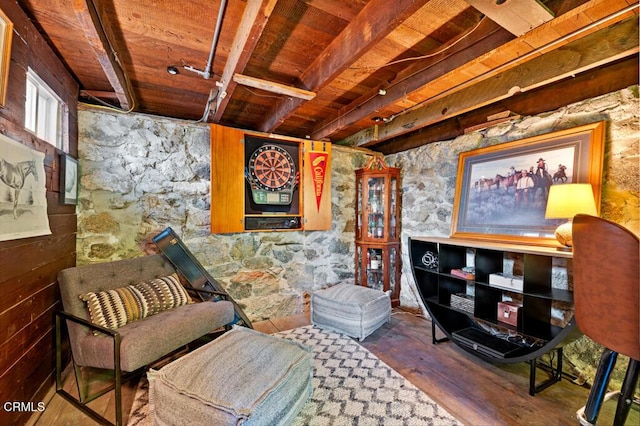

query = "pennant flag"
[{"left": 308, "top": 151, "right": 328, "bottom": 211}]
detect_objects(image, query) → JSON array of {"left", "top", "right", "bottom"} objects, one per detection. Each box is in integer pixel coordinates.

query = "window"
[{"left": 25, "top": 68, "right": 66, "bottom": 150}]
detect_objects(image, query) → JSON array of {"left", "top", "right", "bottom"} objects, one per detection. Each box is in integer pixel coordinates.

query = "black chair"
[{"left": 572, "top": 214, "right": 639, "bottom": 425}]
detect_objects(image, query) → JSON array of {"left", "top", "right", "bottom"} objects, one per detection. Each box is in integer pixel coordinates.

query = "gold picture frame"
[
  {"left": 0, "top": 8, "right": 13, "bottom": 107},
  {"left": 451, "top": 121, "right": 605, "bottom": 247}
]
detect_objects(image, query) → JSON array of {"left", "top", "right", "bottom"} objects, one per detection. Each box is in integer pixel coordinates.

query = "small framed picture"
[
  {"left": 60, "top": 154, "right": 78, "bottom": 205},
  {"left": 0, "top": 8, "right": 14, "bottom": 107}
]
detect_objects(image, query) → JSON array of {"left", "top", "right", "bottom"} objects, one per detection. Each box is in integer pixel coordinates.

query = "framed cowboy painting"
[{"left": 451, "top": 121, "right": 605, "bottom": 246}]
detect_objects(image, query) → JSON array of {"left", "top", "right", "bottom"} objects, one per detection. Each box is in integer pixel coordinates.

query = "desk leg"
[
  {"left": 432, "top": 321, "right": 450, "bottom": 345},
  {"left": 614, "top": 358, "right": 639, "bottom": 426},
  {"left": 529, "top": 347, "right": 563, "bottom": 396}
]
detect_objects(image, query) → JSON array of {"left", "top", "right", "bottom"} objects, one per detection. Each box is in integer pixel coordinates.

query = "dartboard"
[{"left": 248, "top": 144, "right": 296, "bottom": 191}]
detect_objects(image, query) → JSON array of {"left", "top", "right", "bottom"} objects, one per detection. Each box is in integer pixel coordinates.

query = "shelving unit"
[
  {"left": 355, "top": 157, "right": 401, "bottom": 306},
  {"left": 409, "top": 236, "right": 580, "bottom": 395}
]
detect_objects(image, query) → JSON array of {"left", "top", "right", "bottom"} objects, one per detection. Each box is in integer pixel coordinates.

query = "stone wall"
[
  {"left": 78, "top": 85, "right": 638, "bottom": 387},
  {"left": 77, "top": 108, "right": 371, "bottom": 321},
  {"left": 386, "top": 86, "right": 639, "bottom": 386},
  {"left": 389, "top": 86, "right": 639, "bottom": 308}
]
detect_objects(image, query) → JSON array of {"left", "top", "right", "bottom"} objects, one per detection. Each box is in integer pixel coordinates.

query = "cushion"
[
  {"left": 148, "top": 326, "right": 313, "bottom": 425},
  {"left": 76, "top": 300, "right": 236, "bottom": 371},
  {"left": 81, "top": 273, "right": 192, "bottom": 330}
]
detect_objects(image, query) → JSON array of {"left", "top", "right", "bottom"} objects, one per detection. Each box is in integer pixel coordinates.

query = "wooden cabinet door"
[
  {"left": 210, "top": 124, "right": 244, "bottom": 233},
  {"left": 211, "top": 125, "right": 332, "bottom": 233}
]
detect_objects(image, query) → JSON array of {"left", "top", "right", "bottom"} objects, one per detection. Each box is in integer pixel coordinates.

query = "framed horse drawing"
[
  {"left": 0, "top": 133, "right": 51, "bottom": 241},
  {"left": 451, "top": 121, "right": 605, "bottom": 247}
]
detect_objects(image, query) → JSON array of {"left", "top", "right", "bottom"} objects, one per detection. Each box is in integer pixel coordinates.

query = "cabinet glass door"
[
  {"left": 366, "top": 247, "right": 384, "bottom": 291},
  {"left": 390, "top": 176, "right": 398, "bottom": 239},
  {"left": 355, "top": 244, "right": 363, "bottom": 286},
  {"left": 356, "top": 175, "right": 363, "bottom": 241},
  {"left": 367, "top": 177, "right": 385, "bottom": 240},
  {"left": 389, "top": 245, "right": 397, "bottom": 289},
  {"left": 354, "top": 157, "right": 401, "bottom": 306}
]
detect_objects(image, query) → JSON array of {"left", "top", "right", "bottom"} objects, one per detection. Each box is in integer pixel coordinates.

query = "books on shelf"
[{"left": 450, "top": 267, "right": 475, "bottom": 280}]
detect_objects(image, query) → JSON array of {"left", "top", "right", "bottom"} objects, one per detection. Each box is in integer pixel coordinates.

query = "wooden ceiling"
[{"left": 18, "top": 0, "right": 639, "bottom": 153}]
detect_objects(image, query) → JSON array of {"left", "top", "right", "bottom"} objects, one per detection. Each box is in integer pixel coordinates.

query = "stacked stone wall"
[
  {"left": 78, "top": 86, "right": 638, "bottom": 387},
  {"left": 77, "top": 111, "right": 371, "bottom": 320},
  {"left": 386, "top": 86, "right": 639, "bottom": 386}
]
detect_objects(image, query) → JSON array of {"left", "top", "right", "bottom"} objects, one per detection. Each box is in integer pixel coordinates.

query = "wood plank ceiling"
[{"left": 18, "top": 0, "right": 639, "bottom": 153}]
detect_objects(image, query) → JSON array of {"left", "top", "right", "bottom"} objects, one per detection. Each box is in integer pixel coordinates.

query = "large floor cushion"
[
  {"left": 148, "top": 326, "right": 313, "bottom": 426},
  {"left": 311, "top": 283, "right": 391, "bottom": 341}
]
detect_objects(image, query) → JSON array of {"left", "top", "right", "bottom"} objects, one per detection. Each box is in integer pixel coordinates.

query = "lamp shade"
[{"left": 545, "top": 183, "right": 597, "bottom": 219}]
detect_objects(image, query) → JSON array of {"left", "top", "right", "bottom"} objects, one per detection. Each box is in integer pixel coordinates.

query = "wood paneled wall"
[{"left": 0, "top": 2, "right": 78, "bottom": 425}]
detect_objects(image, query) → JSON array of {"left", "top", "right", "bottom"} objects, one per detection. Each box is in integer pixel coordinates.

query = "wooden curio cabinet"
[{"left": 355, "top": 157, "right": 401, "bottom": 306}]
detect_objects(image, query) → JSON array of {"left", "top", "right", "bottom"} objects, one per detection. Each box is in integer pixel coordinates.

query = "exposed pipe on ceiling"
[{"left": 184, "top": 0, "right": 228, "bottom": 79}]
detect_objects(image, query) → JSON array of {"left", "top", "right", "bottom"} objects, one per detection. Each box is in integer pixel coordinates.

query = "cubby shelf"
[{"left": 409, "top": 236, "right": 581, "bottom": 395}]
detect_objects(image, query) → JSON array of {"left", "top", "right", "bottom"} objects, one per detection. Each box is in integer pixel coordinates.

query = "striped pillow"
[{"left": 81, "top": 273, "right": 193, "bottom": 330}]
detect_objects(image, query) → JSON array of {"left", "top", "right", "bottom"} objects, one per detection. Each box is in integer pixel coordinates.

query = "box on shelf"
[
  {"left": 450, "top": 293, "right": 474, "bottom": 313},
  {"left": 497, "top": 301, "right": 522, "bottom": 327},
  {"left": 488, "top": 273, "right": 523, "bottom": 292},
  {"left": 451, "top": 268, "right": 475, "bottom": 280}
]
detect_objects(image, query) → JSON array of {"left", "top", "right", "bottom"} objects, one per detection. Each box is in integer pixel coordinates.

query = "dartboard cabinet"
[{"left": 210, "top": 124, "right": 332, "bottom": 233}]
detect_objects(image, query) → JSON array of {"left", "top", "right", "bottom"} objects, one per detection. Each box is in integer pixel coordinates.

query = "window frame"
[{"left": 24, "top": 68, "right": 68, "bottom": 151}]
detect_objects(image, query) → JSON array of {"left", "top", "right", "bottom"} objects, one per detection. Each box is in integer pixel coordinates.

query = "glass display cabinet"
[{"left": 355, "top": 157, "right": 401, "bottom": 306}]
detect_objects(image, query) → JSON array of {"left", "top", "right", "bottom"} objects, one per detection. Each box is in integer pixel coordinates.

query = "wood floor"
[{"left": 30, "top": 309, "right": 636, "bottom": 425}]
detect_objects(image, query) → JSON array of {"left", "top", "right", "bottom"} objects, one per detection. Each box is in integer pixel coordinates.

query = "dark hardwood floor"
[{"left": 30, "top": 309, "right": 636, "bottom": 425}]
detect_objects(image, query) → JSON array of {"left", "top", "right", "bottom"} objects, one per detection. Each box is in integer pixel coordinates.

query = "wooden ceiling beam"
[
  {"left": 73, "top": 0, "right": 134, "bottom": 110},
  {"left": 341, "top": 16, "right": 639, "bottom": 147},
  {"left": 211, "top": 0, "right": 277, "bottom": 123},
  {"left": 373, "top": 55, "right": 639, "bottom": 155},
  {"left": 310, "top": 19, "right": 514, "bottom": 141},
  {"left": 256, "top": 0, "right": 430, "bottom": 134},
  {"left": 80, "top": 90, "right": 118, "bottom": 100},
  {"left": 233, "top": 74, "right": 316, "bottom": 100},
  {"left": 337, "top": 1, "right": 638, "bottom": 146}
]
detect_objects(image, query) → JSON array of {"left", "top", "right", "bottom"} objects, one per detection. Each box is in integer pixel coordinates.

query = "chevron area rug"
[{"left": 128, "top": 325, "right": 460, "bottom": 425}]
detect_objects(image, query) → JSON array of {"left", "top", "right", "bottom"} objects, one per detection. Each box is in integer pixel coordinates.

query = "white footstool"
[{"left": 311, "top": 283, "right": 391, "bottom": 341}]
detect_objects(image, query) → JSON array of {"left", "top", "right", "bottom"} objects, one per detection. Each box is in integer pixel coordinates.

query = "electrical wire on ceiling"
[
  {"left": 309, "top": 16, "right": 487, "bottom": 134},
  {"left": 381, "top": 3, "right": 639, "bottom": 123},
  {"left": 348, "top": 16, "right": 487, "bottom": 72},
  {"left": 319, "top": 2, "right": 639, "bottom": 140},
  {"left": 81, "top": 0, "right": 137, "bottom": 114},
  {"left": 199, "top": 87, "right": 220, "bottom": 122}
]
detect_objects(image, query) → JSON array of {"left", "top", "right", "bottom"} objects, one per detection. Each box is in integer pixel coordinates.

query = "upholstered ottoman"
[
  {"left": 147, "top": 326, "right": 312, "bottom": 426},
  {"left": 311, "top": 283, "right": 391, "bottom": 341}
]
